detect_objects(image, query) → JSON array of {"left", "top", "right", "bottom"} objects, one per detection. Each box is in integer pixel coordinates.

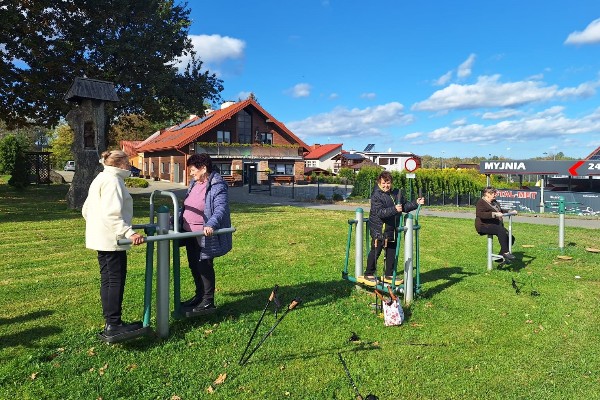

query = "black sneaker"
[
  {"left": 502, "top": 253, "right": 516, "bottom": 261},
  {"left": 191, "top": 299, "right": 216, "bottom": 314},
  {"left": 104, "top": 321, "right": 143, "bottom": 337},
  {"left": 181, "top": 294, "right": 202, "bottom": 308}
]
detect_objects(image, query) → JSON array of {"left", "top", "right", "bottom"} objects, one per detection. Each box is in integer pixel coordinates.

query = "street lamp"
[{"left": 441, "top": 151, "right": 445, "bottom": 169}]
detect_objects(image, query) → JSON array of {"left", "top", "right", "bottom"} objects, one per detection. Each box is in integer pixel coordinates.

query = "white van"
[{"left": 64, "top": 161, "right": 75, "bottom": 171}]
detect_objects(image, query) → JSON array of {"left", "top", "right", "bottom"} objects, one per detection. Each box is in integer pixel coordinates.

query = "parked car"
[
  {"left": 64, "top": 160, "right": 75, "bottom": 171},
  {"left": 130, "top": 166, "right": 141, "bottom": 177}
]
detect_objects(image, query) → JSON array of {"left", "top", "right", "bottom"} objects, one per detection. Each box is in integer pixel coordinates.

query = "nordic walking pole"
[
  {"left": 338, "top": 352, "right": 364, "bottom": 400},
  {"left": 240, "top": 297, "right": 301, "bottom": 365},
  {"left": 239, "top": 285, "right": 279, "bottom": 365}
]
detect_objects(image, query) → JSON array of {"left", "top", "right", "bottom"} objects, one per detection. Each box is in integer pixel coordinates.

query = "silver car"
[{"left": 64, "top": 160, "right": 75, "bottom": 171}]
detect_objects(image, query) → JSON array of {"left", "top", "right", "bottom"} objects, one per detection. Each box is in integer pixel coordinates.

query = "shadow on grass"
[
  {"left": 248, "top": 341, "right": 381, "bottom": 366},
  {"left": 497, "top": 252, "right": 535, "bottom": 272},
  {"left": 418, "top": 266, "right": 477, "bottom": 299},
  {"left": 120, "top": 279, "right": 355, "bottom": 350},
  {"left": 0, "top": 326, "right": 63, "bottom": 350},
  {"left": 0, "top": 309, "right": 54, "bottom": 326},
  {"left": 0, "top": 310, "right": 60, "bottom": 350},
  {"left": 0, "top": 184, "right": 83, "bottom": 224}
]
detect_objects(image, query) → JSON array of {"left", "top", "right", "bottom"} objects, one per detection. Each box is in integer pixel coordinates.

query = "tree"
[
  {"left": 48, "top": 124, "right": 74, "bottom": 169},
  {"left": 108, "top": 114, "right": 155, "bottom": 148},
  {"left": 8, "top": 149, "right": 30, "bottom": 189},
  {"left": 0, "top": 1, "right": 223, "bottom": 129},
  {"left": 0, "top": 134, "right": 30, "bottom": 174}
]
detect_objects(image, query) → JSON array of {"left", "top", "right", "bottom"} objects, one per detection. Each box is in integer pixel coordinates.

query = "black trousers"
[
  {"left": 185, "top": 238, "right": 215, "bottom": 300},
  {"left": 478, "top": 224, "right": 515, "bottom": 254},
  {"left": 365, "top": 238, "right": 397, "bottom": 277},
  {"left": 97, "top": 250, "right": 127, "bottom": 325}
]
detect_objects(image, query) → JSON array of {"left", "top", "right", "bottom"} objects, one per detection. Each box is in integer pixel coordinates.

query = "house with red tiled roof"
[
  {"left": 135, "top": 97, "right": 310, "bottom": 186},
  {"left": 120, "top": 140, "right": 143, "bottom": 169},
  {"left": 303, "top": 143, "right": 343, "bottom": 174}
]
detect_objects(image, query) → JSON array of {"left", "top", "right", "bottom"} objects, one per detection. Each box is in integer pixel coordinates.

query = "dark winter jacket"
[
  {"left": 368, "top": 185, "right": 419, "bottom": 241},
  {"left": 181, "top": 171, "right": 233, "bottom": 259},
  {"left": 475, "top": 198, "right": 507, "bottom": 233}
]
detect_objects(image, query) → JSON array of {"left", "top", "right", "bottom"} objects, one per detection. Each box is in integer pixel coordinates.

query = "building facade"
[{"left": 135, "top": 97, "right": 310, "bottom": 186}]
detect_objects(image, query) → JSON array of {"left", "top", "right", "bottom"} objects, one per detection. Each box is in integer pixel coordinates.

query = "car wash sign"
[{"left": 480, "top": 160, "right": 600, "bottom": 176}]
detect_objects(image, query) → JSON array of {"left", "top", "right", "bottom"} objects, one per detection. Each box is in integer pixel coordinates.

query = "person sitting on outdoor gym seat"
[
  {"left": 364, "top": 171, "right": 425, "bottom": 281},
  {"left": 475, "top": 186, "right": 517, "bottom": 261}
]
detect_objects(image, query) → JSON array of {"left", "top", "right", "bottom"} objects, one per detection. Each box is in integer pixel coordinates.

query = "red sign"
[
  {"left": 404, "top": 157, "right": 419, "bottom": 172},
  {"left": 568, "top": 161, "right": 585, "bottom": 176}
]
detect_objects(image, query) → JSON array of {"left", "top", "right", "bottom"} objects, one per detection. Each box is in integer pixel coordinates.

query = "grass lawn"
[{"left": 1, "top": 183, "right": 599, "bottom": 399}]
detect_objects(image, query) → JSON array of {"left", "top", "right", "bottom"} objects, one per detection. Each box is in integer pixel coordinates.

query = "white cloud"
[
  {"left": 177, "top": 34, "right": 245, "bottom": 74},
  {"left": 403, "top": 132, "right": 422, "bottom": 139},
  {"left": 565, "top": 18, "right": 600, "bottom": 45},
  {"left": 329, "top": 93, "right": 339, "bottom": 100},
  {"left": 412, "top": 75, "right": 599, "bottom": 112},
  {"left": 360, "top": 92, "right": 376, "bottom": 100},
  {"left": 481, "top": 109, "right": 523, "bottom": 120},
  {"left": 286, "top": 102, "right": 414, "bottom": 140},
  {"left": 435, "top": 71, "right": 453, "bottom": 86},
  {"left": 452, "top": 118, "right": 467, "bottom": 126},
  {"left": 457, "top": 54, "right": 476, "bottom": 78},
  {"left": 407, "top": 106, "right": 600, "bottom": 145},
  {"left": 285, "top": 83, "right": 312, "bottom": 98},
  {"left": 236, "top": 91, "right": 252, "bottom": 100}
]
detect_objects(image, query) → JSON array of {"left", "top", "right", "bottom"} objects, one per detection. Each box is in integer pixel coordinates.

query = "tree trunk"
[{"left": 65, "top": 100, "right": 108, "bottom": 209}]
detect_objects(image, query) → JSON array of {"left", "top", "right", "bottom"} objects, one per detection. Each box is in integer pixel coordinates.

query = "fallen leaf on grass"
[
  {"left": 206, "top": 385, "right": 215, "bottom": 394},
  {"left": 585, "top": 247, "right": 600, "bottom": 253},
  {"left": 87, "top": 347, "right": 96, "bottom": 356},
  {"left": 557, "top": 255, "right": 573, "bottom": 260},
  {"left": 213, "top": 373, "right": 227, "bottom": 385},
  {"left": 170, "top": 396, "right": 181, "bottom": 400},
  {"left": 410, "top": 322, "right": 423, "bottom": 327},
  {"left": 30, "top": 372, "right": 38, "bottom": 380},
  {"left": 522, "top": 244, "right": 535, "bottom": 248},
  {"left": 125, "top": 364, "right": 137, "bottom": 371},
  {"left": 425, "top": 302, "right": 434, "bottom": 308},
  {"left": 525, "top": 320, "right": 533, "bottom": 324},
  {"left": 99, "top": 363, "right": 108, "bottom": 376}
]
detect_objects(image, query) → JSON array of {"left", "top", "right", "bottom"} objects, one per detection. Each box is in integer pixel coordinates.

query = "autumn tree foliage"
[{"left": 0, "top": 1, "right": 223, "bottom": 129}]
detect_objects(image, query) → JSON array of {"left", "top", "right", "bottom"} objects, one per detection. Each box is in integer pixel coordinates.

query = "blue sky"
[{"left": 180, "top": 0, "right": 600, "bottom": 160}]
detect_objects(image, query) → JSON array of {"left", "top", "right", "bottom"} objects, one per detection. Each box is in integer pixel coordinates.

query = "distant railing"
[{"left": 194, "top": 143, "right": 302, "bottom": 159}]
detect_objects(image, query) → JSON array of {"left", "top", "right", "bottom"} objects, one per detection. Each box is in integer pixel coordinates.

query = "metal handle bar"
[{"left": 117, "top": 227, "right": 236, "bottom": 245}]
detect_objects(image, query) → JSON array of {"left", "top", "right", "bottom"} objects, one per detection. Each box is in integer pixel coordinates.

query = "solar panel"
[
  {"left": 185, "top": 112, "right": 214, "bottom": 128},
  {"left": 363, "top": 144, "right": 375, "bottom": 152}
]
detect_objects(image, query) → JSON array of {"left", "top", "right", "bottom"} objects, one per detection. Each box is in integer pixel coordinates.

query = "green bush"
[
  {"left": 7, "top": 150, "right": 30, "bottom": 189},
  {"left": 0, "top": 134, "right": 30, "bottom": 174},
  {"left": 351, "top": 167, "right": 506, "bottom": 198},
  {"left": 332, "top": 193, "right": 344, "bottom": 202},
  {"left": 315, "top": 193, "right": 326, "bottom": 201},
  {"left": 124, "top": 177, "right": 149, "bottom": 188}
]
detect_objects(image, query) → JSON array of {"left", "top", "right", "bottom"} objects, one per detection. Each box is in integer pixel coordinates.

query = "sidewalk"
[{"left": 126, "top": 178, "right": 598, "bottom": 229}]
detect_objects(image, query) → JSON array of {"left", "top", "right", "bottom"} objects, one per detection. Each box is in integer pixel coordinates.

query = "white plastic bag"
[{"left": 375, "top": 290, "right": 404, "bottom": 326}]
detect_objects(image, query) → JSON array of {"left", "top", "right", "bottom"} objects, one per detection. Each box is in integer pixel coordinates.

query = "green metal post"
[
  {"left": 415, "top": 205, "right": 421, "bottom": 293},
  {"left": 172, "top": 239, "right": 181, "bottom": 318},
  {"left": 343, "top": 222, "right": 354, "bottom": 278},
  {"left": 392, "top": 215, "right": 404, "bottom": 292},
  {"left": 143, "top": 226, "right": 156, "bottom": 328}
]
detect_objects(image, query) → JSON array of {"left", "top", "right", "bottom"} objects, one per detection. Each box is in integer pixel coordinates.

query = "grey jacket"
[{"left": 182, "top": 171, "right": 233, "bottom": 259}]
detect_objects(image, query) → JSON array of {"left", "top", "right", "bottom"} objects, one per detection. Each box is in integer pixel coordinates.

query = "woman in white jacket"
[{"left": 82, "top": 150, "right": 144, "bottom": 337}]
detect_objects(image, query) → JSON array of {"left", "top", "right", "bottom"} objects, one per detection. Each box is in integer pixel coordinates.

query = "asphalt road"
[{"left": 56, "top": 171, "right": 599, "bottom": 229}]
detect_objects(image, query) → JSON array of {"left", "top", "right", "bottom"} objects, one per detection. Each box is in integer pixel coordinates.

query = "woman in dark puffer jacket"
[{"left": 364, "top": 170, "right": 424, "bottom": 281}]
